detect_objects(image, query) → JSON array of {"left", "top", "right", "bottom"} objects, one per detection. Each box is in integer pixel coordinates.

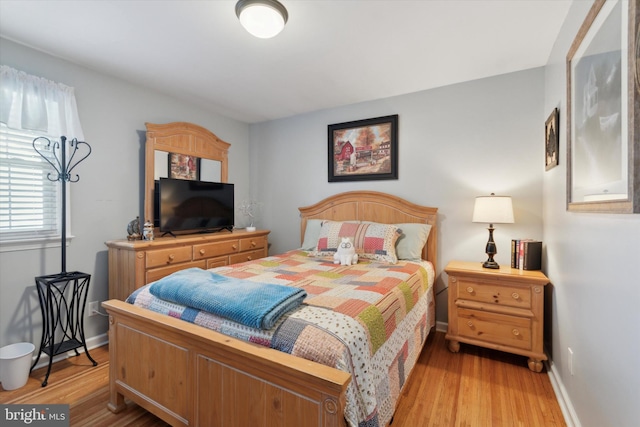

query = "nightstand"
[{"left": 444, "top": 260, "right": 549, "bottom": 372}]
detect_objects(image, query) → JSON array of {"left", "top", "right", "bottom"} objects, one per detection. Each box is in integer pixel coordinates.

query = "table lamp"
[{"left": 472, "top": 193, "right": 514, "bottom": 269}]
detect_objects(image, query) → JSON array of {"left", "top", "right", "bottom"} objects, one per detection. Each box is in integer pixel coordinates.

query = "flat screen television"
[{"left": 158, "top": 178, "right": 234, "bottom": 235}]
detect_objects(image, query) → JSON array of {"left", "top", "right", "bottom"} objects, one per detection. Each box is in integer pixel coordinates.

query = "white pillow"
[
  {"left": 394, "top": 223, "right": 432, "bottom": 261},
  {"left": 300, "top": 219, "right": 324, "bottom": 250}
]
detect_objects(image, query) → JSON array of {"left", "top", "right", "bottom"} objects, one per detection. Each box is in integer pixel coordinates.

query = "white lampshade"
[
  {"left": 472, "top": 194, "right": 514, "bottom": 224},
  {"left": 236, "top": 0, "right": 288, "bottom": 39}
]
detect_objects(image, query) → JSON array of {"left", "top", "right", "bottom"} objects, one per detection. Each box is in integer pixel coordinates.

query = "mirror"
[
  {"left": 144, "top": 122, "right": 230, "bottom": 227},
  {"left": 154, "top": 152, "right": 222, "bottom": 181}
]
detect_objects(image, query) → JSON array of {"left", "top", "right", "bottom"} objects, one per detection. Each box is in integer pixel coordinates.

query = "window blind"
[{"left": 0, "top": 124, "right": 61, "bottom": 241}]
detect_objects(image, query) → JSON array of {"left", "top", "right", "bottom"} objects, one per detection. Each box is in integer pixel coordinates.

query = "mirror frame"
[{"left": 144, "top": 122, "right": 230, "bottom": 226}]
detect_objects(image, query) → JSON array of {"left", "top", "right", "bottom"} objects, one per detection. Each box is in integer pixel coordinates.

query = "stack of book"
[{"left": 511, "top": 239, "right": 542, "bottom": 270}]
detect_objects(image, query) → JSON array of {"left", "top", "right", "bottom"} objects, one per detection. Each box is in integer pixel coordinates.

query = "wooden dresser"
[
  {"left": 444, "top": 260, "right": 549, "bottom": 372},
  {"left": 106, "top": 229, "right": 269, "bottom": 301}
]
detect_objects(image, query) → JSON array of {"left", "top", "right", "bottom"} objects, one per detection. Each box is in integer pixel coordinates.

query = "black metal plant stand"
[{"left": 30, "top": 136, "right": 97, "bottom": 387}]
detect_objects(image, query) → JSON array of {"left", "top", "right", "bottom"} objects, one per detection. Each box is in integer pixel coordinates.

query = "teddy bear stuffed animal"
[{"left": 334, "top": 237, "right": 359, "bottom": 265}]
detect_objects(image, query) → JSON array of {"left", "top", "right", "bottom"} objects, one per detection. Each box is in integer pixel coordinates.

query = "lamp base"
[
  {"left": 482, "top": 259, "right": 500, "bottom": 269},
  {"left": 482, "top": 224, "right": 500, "bottom": 269}
]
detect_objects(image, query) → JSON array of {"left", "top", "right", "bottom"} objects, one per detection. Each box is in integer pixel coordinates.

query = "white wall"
[
  {"left": 542, "top": 1, "right": 640, "bottom": 426},
  {"left": 0, "top": 38, "right": 251, "bottom": 350},
  {"left": 249, "top": 67, "right": 546, "bottom": 323}
]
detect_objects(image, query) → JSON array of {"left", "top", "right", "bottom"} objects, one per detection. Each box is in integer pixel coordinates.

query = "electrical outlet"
[
  {"left": 88, "top": 301, "right": 99, "bottom": 317},
  {"left": 568, "top": 347, "right": 574, "bottom": 376}
]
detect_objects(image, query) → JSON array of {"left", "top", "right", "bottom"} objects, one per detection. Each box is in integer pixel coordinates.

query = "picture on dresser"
[
  {"left": 328, "top": 114, "right": 398, "bottom": 182},
  {"left": 169, "top": 153, "right": 200, "bottom": 180}
]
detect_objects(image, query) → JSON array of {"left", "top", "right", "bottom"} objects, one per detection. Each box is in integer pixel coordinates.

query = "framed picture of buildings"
[
  {"left": 328, "top": 114, "right": 398, "bottom": 182},
  {"left": 169, "top": 153, "right": 200, "bottom": 181},
  {"left": 566, "top": 0, "right": 639, "bottom": 213}
]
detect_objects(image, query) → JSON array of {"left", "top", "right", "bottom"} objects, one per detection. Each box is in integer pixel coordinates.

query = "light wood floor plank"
[{"left": 1, "top": 331, "right": 566, "bottom": 426}]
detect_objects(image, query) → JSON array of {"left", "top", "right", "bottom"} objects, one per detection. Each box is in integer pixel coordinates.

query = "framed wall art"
[
  {"left": 545, "top": 108, "right": 560, "bottom": 171},
  {"left": 566, "top": 0, "right": 639, "bottom": 213},
  {"left": 328, "top": 114, "right": 398, "bottom": 182},
  {"left": 169, "top": 153, "right": 200, "bottom": 181}
]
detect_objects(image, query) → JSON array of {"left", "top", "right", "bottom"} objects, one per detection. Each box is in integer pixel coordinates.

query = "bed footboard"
[{"left": 103, "top": 300, "right": 350, "bottom": 427}]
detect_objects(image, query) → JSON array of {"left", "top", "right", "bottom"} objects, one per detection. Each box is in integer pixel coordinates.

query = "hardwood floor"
[{"left": 1, "top": 331, "right": 566, "bottom": 426}]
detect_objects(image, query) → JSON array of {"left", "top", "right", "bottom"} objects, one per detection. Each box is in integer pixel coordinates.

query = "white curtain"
[{"left": 0, "top": 65, "right": 84, "bottom": 140}]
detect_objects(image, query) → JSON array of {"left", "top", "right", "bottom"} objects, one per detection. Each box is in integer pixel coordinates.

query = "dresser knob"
[
  {"left": 199, "top": 249, "right": 205, "bottom": 255},
  {"left": 511, "top": 292, "right": 520, "bottom": 300},
  {"left": 451, "top": 277, "right": 457, "bottom": 283},
  {"left": 232, "top": 244, "right": 238, "bottom": 250},
  {"left": 466, "top": 286, "right": 474, "bottom": 294},
  {"left": 467, "top": 321, "right": 473, "bottom": 327},
  {"left": 251, "top": 241, "right": 256, "bottom": 247},
  {"left": 512, "top": 329, "right": 520, "bottom": 336},
  {"left": 247, "top": 256, "right": 253, "bottom": 261},
  {"left": 168, "top": 254, "right": 175, "bottom": 261}
]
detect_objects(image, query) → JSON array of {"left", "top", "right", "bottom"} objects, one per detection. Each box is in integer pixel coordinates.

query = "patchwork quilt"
[{"left": 127, "top": 250, "right": 435, "bottom": 427}]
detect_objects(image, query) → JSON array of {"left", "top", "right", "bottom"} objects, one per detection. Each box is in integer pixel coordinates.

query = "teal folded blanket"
[{"left": 149, "top": 268, "right": 306, "bottom": 329}]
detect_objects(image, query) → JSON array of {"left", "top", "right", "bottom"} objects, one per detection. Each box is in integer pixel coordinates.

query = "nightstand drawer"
[
  {"left": 457, "top": 308, "right": 532, "bottom": 350},
  {"left": 455, "top": 278, "right": 532, "bottom": 309}
]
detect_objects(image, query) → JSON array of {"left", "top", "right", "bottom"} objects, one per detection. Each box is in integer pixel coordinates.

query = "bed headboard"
[{"left": 298, "top": 191, "right": 438, "bottom": 268}]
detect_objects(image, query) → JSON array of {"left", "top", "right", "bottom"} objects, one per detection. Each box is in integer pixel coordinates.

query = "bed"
[{"left": 103, "top": 191, "right": 438, "bottom": 427}]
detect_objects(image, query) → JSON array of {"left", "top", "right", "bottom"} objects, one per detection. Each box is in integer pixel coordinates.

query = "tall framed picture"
[
  {"left": 169, "top": 153, "right": 200, "bottom": 181},
  {"left": 566, "top": 0, "right": 639, "bottom": 213},
  {"left": 328, "top": 114, "right": 398, "bottom": 182},
  {"left": 545, "top": 108, "right": 559, "bottom": 171}
]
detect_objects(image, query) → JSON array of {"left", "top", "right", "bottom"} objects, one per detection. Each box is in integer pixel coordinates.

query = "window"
[
  {"left": 0, "top": 65, "right": 84, "bottom": 248},
  {"left": 0, "top": 124, "right": 61, "bottom": 243}
]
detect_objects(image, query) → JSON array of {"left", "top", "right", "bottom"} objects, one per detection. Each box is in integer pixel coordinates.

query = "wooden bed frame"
[{"left": 103, "top": 191, "right": 438, "bottom": 427}]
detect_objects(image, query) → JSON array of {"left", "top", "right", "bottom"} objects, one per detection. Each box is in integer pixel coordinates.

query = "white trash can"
[{"left": 0, "top": 342, "right": 35, "bottom": 390}]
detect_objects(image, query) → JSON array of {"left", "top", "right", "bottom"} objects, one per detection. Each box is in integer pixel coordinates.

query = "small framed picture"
[
  {"left": 545, "top": 108, "right": 559, "bottom": 171},
  {"left": 169, "top": 153, "right": 200, "bottom": 180},
  {"left": 328, "top": 114, "right": 398, "bottom": 182}
]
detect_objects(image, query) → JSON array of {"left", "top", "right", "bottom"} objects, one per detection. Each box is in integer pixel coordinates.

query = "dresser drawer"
[
  {"left": 229, "top": 248, "right": 266, "bottom": 264},
  {"left": 146, "top": 246, "right": 193, "bottom": 268},
  {"left": 206, "top": 256, "right": 229, "bottom": 269},
  {"left": 454, "top": 277, "right": 532, "bottom": 309},
  {"left": 146, "top": 260, "right": 207, "bottom": 283},
  {"left": 457, "top": 308, "right": 532, "bottom": 351},
  {"left": 239, "top": 236, "right": 267, "bottom": 252},
  {"left": 193, "top": 240, "right": 240, "bottom": 260}
]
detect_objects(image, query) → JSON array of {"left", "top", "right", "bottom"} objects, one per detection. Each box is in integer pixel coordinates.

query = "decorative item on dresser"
[
  {"left": 105, "top": 229, "right": 269, "bottom": 301},
  {"left": 445, "top": 260, "right": 549, "bottom": 372}
]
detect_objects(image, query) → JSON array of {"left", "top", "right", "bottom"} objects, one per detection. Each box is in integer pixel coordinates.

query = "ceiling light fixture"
[{"left": 236, "top": 0, "right": 288, "bottom": 39}]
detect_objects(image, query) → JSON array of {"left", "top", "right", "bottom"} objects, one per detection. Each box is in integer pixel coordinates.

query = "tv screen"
[{"left": 159, "top": 178, "right": 234, "bottom": 234}]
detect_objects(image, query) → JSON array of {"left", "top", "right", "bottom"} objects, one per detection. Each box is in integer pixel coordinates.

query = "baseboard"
[
  {"left": 545, "top": 359, "right": 581, "bottom": 427},
  {"left": 31, "top": 333, "right": 108, "bottom": 371},
  {"left": 435, "top": 320, "right": 448, "bottom": 333}
]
